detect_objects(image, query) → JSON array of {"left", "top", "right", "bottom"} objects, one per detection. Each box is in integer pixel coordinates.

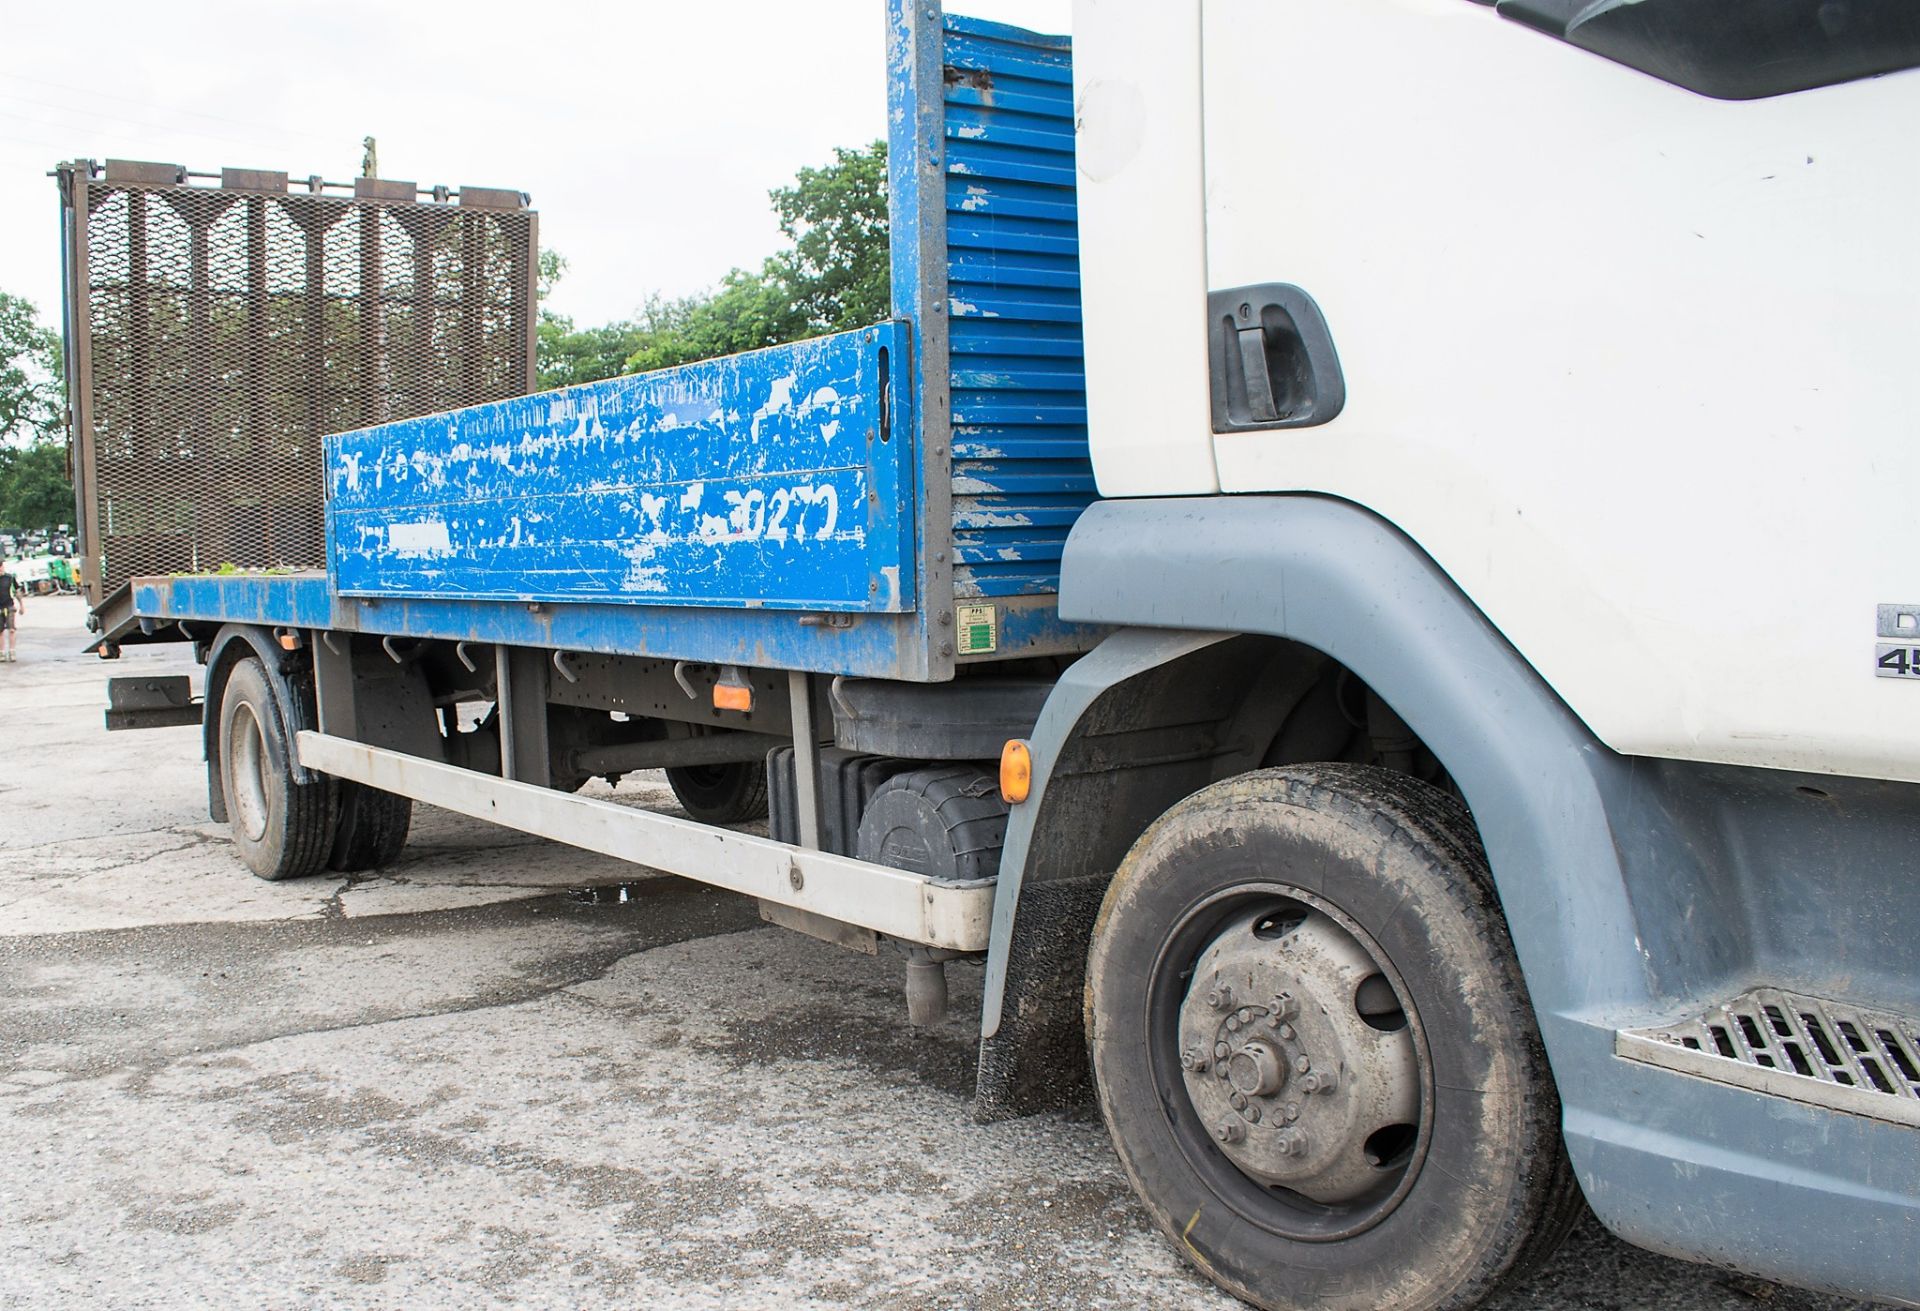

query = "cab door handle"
[{"left": 1208, "top": 284, "right": 1346, "bottom": 432}]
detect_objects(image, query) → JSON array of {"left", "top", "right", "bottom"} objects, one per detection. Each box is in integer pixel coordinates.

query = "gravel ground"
[{"left": 0, "top": 596, "right": 1879, "bottom": 1309}]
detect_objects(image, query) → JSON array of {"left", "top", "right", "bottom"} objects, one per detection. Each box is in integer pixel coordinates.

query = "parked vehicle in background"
[
  {"left": 9, "top": 555, "right": 51, "bottom": 593},
  {"left": 76, "top": 3, "right": 1920, "bottom": 1310}
]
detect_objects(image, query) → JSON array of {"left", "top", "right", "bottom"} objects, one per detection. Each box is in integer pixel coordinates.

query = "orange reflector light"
[
  {"left": 276, "top": 630, "right": 301, "bottom": 651},
  {"left": 1000, "top": 738, "right": 1032, "bottom": 804},
  {"left": 713, "top": 682, "right": 753, "bottom": 713}
]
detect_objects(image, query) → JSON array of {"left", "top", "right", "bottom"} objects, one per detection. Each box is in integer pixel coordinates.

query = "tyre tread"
[{"left": 328, "top": 782, "right": 413, "bottom": 872}]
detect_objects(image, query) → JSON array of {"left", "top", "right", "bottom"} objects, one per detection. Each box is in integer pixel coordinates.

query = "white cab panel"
[
  {"left": 1072, "top": 0, "right": 1219, "bottom": 495},
  {"left": 1198, "top": 0, "right": 1920, "bottom": 783}
]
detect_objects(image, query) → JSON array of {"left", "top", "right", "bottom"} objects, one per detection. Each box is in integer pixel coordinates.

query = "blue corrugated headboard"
[{"left": 889, "top": 3, "right": 1095, "bottom": 620}]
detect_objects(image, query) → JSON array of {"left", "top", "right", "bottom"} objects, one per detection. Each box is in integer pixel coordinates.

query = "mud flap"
[{"left": 973, "top": 871, "right": 1112, "bottom": 1120}]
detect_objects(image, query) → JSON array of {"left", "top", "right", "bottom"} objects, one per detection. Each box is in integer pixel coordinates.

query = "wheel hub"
[{"left": 1178, "top": 907, "right": 1419, "bottom": 1203}]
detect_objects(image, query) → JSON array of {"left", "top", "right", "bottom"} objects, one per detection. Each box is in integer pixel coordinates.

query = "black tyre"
[
  {"left": 666, "top": 761, "right": 770, "bottom": 825},
  {"left": 1086, "top": 764, "right": 1581, "bottom": 1311},
  {"left": 328, "top": 781, "right": 413, "bottom": 872},
  {"left": 218, "top": 658, "right": 337, "bottom": 882}
]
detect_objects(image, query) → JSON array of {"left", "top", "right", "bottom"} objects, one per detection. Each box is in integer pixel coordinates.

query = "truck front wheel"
[
  {"left": 218, "top": 657, "right": 337, "bottom": 881},
  {"left": 1086, "top": 764, "right": 1580, "bottom": 1311}
]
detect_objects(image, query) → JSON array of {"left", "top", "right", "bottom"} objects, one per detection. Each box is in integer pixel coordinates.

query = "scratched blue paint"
[
  {"left": 938, "top": 14, "right": 1096, "bottom": 601},
  {"left": 326, "top": 324, "right": 915, "bottom": 613}
]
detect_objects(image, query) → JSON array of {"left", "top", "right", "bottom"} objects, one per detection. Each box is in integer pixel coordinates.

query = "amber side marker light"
[
  {"left": 1000, "top": 738, "right": 1032, "bottom": 804},
  {"left": 713, "top": 666, "right": 754, "bottom": 713}
]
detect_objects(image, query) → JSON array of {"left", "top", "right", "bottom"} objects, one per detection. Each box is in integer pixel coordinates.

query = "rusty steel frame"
[{"left": 55, "top": 159, "right": 538, "bottom": 613}]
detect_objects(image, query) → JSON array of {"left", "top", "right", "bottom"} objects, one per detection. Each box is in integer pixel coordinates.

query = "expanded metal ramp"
[{"left": 56, "top": 160, "right": 537, "bottom": 609}]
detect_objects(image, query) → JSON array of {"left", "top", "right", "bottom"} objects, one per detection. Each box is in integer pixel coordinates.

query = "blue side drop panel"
[
  {"left": 326, "top": 324, "right": 914, "bottom": 613},
  {"left": 941, "top": 16, "right": 1095, "bottom": 601}
]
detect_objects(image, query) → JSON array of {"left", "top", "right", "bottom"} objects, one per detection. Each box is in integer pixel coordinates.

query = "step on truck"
[{"left": 82, "top": 3, "right": 1920, "bottom": 1308}]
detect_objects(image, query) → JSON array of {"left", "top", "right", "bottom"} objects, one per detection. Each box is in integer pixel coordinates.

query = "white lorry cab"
[{"left": 72, "top": 3, "right": 1920, "bottom": 1308}]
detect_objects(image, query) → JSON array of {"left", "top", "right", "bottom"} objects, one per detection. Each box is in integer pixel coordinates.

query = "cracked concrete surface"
[{"left": 0, "top": 599, "right": 1877, "bottom": 1309}]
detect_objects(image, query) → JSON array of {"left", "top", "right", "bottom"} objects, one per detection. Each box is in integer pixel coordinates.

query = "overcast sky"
[{"left": 0, "top": 0, "right": 1072, "bottom": 334}]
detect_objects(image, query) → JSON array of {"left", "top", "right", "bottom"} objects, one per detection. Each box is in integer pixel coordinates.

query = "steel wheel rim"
[
  {"left": 1144, "top": 881, "right": 1434, "bottom": 1242},
  {"left": 229, "top": 701, "right": 271, "bottom": 844}
]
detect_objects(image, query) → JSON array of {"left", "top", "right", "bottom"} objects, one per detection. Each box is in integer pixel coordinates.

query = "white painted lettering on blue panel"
[{"left": 326, "top": 325, "right": 915, "bottom": 612}]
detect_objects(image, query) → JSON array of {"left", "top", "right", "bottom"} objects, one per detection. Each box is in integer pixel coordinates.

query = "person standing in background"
[{"left": 0, "top": 556, "right": 21, "bottom": 662}]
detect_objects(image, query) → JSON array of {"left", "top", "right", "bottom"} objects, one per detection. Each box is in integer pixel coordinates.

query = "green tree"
[
  {"left": 537, "top": 310, "right": 651, "bottom": 391},
  {"left": 535, "top": 250, "right": 661, "bottom": 390},
  {"left": 536, "top": 141, "right": 891, "bottom": 390},
  {"left": 769, "top": 140, "right": 890, "bottom": 334},
  {"left": 0, "top": 440, "right": 73, "bottom": 533},
  {"left": 622, "top": 273, "right": 808, "bottom": 375},
  {"left": 0, "top": 290, "right": 72, "bottom": 534},
  {"left": 1, "top": 291, "right": 63, "bottom": 446}
]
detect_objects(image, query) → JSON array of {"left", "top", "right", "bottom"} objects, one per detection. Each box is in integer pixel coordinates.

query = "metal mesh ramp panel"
[{"left": 57, "top": 162, "right": 536, "bottom": 606}]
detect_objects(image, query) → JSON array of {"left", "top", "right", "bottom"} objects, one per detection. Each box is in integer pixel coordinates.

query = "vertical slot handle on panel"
[
  {"left": 1234, "top": 317, "right": 1282, "bottom": 424},
  {"left": 877, "top": 345, "right": 892, "bottom": 443}
]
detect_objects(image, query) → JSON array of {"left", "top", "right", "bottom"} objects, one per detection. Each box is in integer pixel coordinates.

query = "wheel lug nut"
[
  {"left": 1236, "top": 1007, "right": 1253, "bottom": 1024},
  {"left": 1207, "top": 985, "right": 1234, "bottom": 1011},
  {"left": 1226, "top": 1016, "right": 1241, "bottom": 1032},
  {"left": 1294, "top": 1054, "right": 1312, "bottom": 1074},
  {"left": 1181, "top": 1047, "right": 1209, "bottom": 1073},
  {"left": 1214, "top": 1120, "right": 1246, "bottom": 1145},
  {"left": 1284, "top": 1101, "right": 1300, "bottom": 1122},
  {"left": 1229, "top": 1091, "right": 1247, "bottom": 1111},
  {"left": 1270, "top": 993, "right": 1298, "bottom": 1022},
  {"left": 1245, "top": 1104, "right": 1262, "bottom": 1123},
  {"left": 1276, "top": 1023, "right": 1294, "bottom": 1040},
  {"left": 1305, "top": 1068, "right": 1338, "bottom": 1094},
  {"left": 1214, "top": 1041, "right": 1229, "bottom": 1059},
  {"left": 1274, "top": 1128, "right": 1309, "bottom": 1157}
]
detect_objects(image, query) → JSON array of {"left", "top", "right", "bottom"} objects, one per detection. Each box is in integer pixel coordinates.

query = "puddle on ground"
[{"left": 567, "top": 883, "right": 657, "bottom": 905}]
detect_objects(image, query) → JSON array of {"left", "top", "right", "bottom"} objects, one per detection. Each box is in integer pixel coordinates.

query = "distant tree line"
[
  {"left": 535, "top": 140, "right": 889, "bottom": 390},
  {"left": 0, "top": 291, "right": 70, "bottom": 535}
]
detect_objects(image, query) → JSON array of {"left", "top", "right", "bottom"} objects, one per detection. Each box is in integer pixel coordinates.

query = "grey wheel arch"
[{"left": 982, "top": 496, "right": 1644, "bottom": 1053}]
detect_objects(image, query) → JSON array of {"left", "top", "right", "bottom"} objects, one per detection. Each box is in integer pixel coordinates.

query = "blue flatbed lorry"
[{"left": 86, "top": 4, "right": 1920, "bottom": 1310}]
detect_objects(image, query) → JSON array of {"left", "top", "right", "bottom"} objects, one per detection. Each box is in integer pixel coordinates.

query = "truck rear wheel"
[
  {"left": 1086, "top": 764, "right": 1580, "bottom": 1311},
  {"left": 328, "top": 781, "right": 412, "bottom": 872},
  {"left": 666, "top": 761, "right": 769, "bottom": 825},
  {"left": 218, "top": 657, "right": 337, "bottom": 882}
]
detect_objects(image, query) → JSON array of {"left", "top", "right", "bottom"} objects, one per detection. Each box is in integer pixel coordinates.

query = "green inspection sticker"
[{"left": 956, "top": 603, "right": 997, "bottom": 655}]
